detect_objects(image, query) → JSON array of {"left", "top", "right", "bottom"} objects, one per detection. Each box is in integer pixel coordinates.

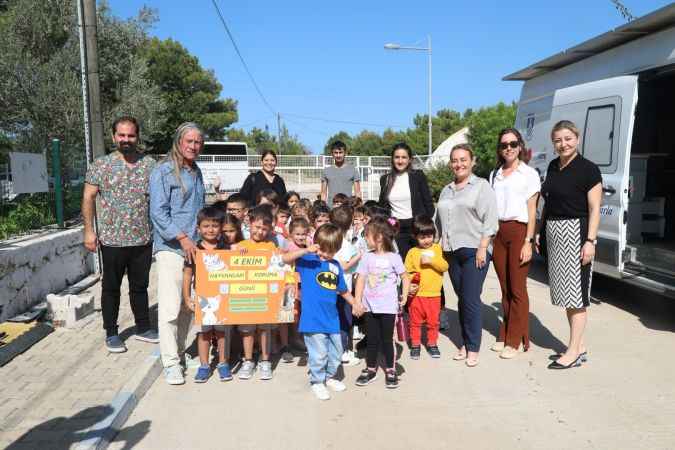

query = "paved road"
[{"left": 111, "top": 262, "right": 675, "bottom": 450}]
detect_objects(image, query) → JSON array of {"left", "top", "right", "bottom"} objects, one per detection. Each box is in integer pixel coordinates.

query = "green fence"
[{"left": 0, "top": 142, "right": 86, "bottom": 241}]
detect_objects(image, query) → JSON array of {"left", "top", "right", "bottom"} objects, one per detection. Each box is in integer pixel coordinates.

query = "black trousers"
[
  {"left": 365, "top": 312, "right": 396, "bottom": 369},
  {"left": 100, "top": 243, "right": 152, "bottom": 337},
  {"left": 395, "top": 218, "right": 415, "bottom": 261}
]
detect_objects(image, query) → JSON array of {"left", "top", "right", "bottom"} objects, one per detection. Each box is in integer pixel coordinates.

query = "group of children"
[{"left": 182, "top": 188, "right": 447, "bottom": 400}]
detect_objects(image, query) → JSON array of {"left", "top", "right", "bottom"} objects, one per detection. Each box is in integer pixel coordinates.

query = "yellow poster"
[{"left": 194, "top": 249, "right": 297, "bottom": 325}]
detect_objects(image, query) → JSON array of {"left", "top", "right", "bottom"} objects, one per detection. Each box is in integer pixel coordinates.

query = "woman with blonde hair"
[
  {"left": 538, "top": 120, "right": 601, "bottom": 369},
  {"left": 150, "top": 122, "right": 206, "bottom": 385},
  {"left": 435, "top": 144, "right": 499, "bottom": 367}
]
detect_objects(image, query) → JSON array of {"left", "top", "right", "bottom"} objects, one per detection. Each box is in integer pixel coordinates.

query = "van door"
[{"left": 548, "top": 76, "right": 638, "bottom": 277}]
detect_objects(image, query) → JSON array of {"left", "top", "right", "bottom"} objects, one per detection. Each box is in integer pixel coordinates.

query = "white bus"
[
  {"left": 505, "top": 4, "right": 675, "bottom": 297},
  {"left": 196, "top": 141, "right": 249, "bottom": 194}
]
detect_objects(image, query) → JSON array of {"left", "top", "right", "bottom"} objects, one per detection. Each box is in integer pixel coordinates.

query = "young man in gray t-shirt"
[{"left": 321, "top": 141, "right": 361, "bottom": 206}]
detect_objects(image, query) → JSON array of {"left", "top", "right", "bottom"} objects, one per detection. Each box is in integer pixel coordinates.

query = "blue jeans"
[
  {"left": 303, "top": 332, "right": 343, "bottom": 385},
  {"left": 447, "top": 248, "right": 491, "bottom": 353}
]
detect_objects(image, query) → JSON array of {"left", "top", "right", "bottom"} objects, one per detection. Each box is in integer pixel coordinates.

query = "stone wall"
[{"left": 0, "top": 227, "right": 93, "bottom": 321}]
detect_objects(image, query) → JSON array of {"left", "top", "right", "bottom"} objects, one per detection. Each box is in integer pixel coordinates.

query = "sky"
[{"left": 111, "top": 0, "right": 673, "bottom": 154}]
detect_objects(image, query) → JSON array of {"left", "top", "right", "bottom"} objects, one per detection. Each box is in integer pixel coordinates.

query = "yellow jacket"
[{"left": 404, "top": 243, "right": 448, "bottom": 297}]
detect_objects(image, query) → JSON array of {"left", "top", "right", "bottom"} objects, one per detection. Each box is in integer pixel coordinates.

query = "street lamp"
[{"left": 384, "top": 35, "right": 432, "bottom": 156}]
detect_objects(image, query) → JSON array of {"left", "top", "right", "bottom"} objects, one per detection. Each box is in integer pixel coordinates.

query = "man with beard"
[
  {"left": 321, "top": 141, "right": 361, "bottom": 207},
  {"left": 82, "top": 116, "right": 159, "bottom": 353}
]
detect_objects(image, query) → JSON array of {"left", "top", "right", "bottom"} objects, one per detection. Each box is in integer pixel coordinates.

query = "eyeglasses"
[
  {"left": 498, "top": 141, "right": 520, "bottom": 151},
  {"left": 227, "top": 207, "right": 244, "bottom": 213}
]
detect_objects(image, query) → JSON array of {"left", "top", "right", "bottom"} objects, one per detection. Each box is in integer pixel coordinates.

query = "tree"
[
  {"left": 0, "top": 0, "right": 167, "bottom": 162},
  {"left": 226, "top": 124, "right": 309, "bottom": 155},
  {"left": 466, "top": 101, "right": 517, "bottom": 176},
  {"left": 323, "top": 131, "right": 353, "bottom": 154},
  {"left": 141, "top": 38, "right": 238, "bottom": 152},
  {"left": 322, "top": 108, "right": 468, "bottom": 157}
]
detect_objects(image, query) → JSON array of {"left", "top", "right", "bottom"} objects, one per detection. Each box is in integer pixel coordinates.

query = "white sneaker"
[
  {"left": 238, "top": 360, "right": 256, "bottom": 380},
  {"left": 342, "top": 350, "right": 362, "bottom": 366},
  {"left": 325, "top": 378, "right": 346, "bottom": 392},
  {"left": 311, "top": 383, "right": 331, "bottom": 400},
  {"left": 259, "top": 360, "right": 273, "bottom": 380},
  {"left": 164, "top": 365, "right": 185, "bottom": 385}
]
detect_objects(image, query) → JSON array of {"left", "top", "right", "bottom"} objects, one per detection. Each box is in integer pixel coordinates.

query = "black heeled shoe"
[
  {"left": 547, "top": 354, "right": 583, "bottom": 370},
  {"left": 548, "top": 351, "right": 588, "bottom": 363}
]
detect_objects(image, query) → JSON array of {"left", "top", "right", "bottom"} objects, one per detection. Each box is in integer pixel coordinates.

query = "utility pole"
[
  {"left": 80, "top": 0, "right": 105, "bottom": 160},
  {"left": 277, "top": 113, "right": 283, "bottom": 155},
  {"left": 77, "top": 0, "right": 104, "bottom": 274}
]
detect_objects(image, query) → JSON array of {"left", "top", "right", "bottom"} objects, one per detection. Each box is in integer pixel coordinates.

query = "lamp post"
[{"left": 384, "top": 35, "right": 432, "bottom": 156}]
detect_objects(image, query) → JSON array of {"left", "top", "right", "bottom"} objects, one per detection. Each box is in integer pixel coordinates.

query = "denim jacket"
[{"left": 149, "top": 160, "right": 205, "bottom": 256}]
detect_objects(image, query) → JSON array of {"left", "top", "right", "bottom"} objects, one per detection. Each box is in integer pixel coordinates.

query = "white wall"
[{"left": 0, "top": 227, "right": 93, "bottom": 321}]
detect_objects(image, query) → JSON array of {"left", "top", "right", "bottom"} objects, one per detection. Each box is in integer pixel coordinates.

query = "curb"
[{"left": 74, "top": 347, "right": 162, "bottom": 450}]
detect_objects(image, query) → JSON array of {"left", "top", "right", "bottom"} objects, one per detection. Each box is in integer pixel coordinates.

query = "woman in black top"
[
  {"left": 378, "top": 142, "right": 435, "bottom": 259},
  {"left": 538, "top": 120, "right": 602, "bottom": 370},
  {"left": 239, "top": 150, "right": 287, "bottom": 207}
]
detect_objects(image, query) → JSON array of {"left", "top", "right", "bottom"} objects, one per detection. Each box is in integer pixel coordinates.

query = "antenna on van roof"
[{"left": 610, "top": 0, "right": 635, "bottom": 22}]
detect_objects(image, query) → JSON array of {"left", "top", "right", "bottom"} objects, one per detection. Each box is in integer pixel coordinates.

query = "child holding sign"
[
  {"left": 237, "top": 206, "right": 279, "bottom": 381},
  {"left": 283, "top": 224, "right": 364, "bottom": 401},
  {"left": 182, "top": 206, "right": 233, "bottom": 383}
]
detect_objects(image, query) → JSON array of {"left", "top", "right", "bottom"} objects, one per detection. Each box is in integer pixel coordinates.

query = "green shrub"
[
  {"left": 424, "top": 163, "right": 454, "bottom": 202},
  {"left": 0, "top": 185, "right": 83, "bottom": 240}
]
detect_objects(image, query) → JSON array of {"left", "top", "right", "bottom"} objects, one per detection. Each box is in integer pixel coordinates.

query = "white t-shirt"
[
  {"left": 334, "top": 238, "right": 358, "bottom": 291},
  {"left": 490, "top": 162, "right": 541, "bottom": 223},
  {"left": 388, "top": 172, "right": 413, "bottom": 220}
]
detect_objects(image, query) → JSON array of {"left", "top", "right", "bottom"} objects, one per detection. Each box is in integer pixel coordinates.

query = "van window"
[{"left": 583, "top": 105, "right": 615, "bottom": 167}]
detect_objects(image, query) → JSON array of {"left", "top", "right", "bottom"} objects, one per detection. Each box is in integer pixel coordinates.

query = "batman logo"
[{"left": 316, "top": 271, "right": 338, "bottom": 290}]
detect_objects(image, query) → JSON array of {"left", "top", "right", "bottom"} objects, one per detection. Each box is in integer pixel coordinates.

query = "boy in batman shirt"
[{"left": 283, "top": 223, "right": 364, "bottom": 400}]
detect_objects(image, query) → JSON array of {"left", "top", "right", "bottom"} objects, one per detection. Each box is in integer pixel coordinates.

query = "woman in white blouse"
[
  {"left": 488, "top": 128, "right": 540, "bottom": 359},
  {"left": 378, "top": 142, "right": 435, "bottom": 259}
]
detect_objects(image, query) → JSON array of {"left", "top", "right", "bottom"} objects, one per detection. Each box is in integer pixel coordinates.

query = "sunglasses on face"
[{"left": 498, "top": 141, "right": 520, "bottom": 151}]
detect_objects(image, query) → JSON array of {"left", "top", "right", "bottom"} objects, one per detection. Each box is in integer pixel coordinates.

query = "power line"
[
  {"left": 211, "top": 0, "right": 276, "bottom": 115},
  {"left": 284, "top": 117, "right": 334, "bottom": 137},
  {"left": 235, "top": 115, "right": 276, "bottom": 129},
  {"left": 282, "top": 112, "right": 407, "bottom": 129}
]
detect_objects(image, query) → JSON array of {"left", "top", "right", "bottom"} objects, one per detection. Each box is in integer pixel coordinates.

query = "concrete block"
[{"left": 46, "top": 293, "right": 95, "bottom": 328}]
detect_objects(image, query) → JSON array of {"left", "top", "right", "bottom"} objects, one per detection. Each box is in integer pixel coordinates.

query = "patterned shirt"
[{"left": 85, "top": 152, "right": 156, "bottom": 247}]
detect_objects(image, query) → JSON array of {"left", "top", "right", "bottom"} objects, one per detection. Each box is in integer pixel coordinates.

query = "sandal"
[
  {"left": 453, "top": 349, "right": 467, "bottom": 361},
  {"left": 465, "top": 357, "right": 479, "bottom": 367}
]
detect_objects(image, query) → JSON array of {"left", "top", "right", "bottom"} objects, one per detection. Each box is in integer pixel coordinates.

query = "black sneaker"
[
  {"left": 410, "top": 346, "right": 421, "bottom": 360},
  {"left": 355, "top": 369, "right": 377, "bottom": 386},
  {"left": 385, "top": 370, "right": 399, "bottom": 389},
  {"left": 427, "top": 345, "right": 441, "bottom": 359}
]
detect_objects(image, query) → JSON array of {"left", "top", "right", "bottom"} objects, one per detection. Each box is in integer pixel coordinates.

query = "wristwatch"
[
  {"left": 585, "top": 238, "right": 597, "bottom": 245},
  {"left": 525, "top": 237, "right": 534, "bottom": 243}
]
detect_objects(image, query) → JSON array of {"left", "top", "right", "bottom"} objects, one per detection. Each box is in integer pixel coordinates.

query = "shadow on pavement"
[
  {"left": 590, "top": 273, "right": 675, "bottom": 333},
  {"left": 5, "top": 405, "right": 150, "bottom": 450},
  {"left": 119, "top": 304, "right": 159, "bottom": 343},
  {"left": 530, "top": 258, "right": 675, "bottom": 333},
  {"left": 440, "top": 299, "right": 566, "bottom": 354}
]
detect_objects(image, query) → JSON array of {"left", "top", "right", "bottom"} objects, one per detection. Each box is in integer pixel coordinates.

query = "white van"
[
  {"left": 196, "top": 141, "right": 249, "bottom": 194},
  {"left": 505, "top": 4, "right": 675, "bottom": 297}
]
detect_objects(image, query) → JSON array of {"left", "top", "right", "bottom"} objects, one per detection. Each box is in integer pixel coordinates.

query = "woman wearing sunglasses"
[{"left": 488, "top": 128, "right": 540, "bottom": 360}]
